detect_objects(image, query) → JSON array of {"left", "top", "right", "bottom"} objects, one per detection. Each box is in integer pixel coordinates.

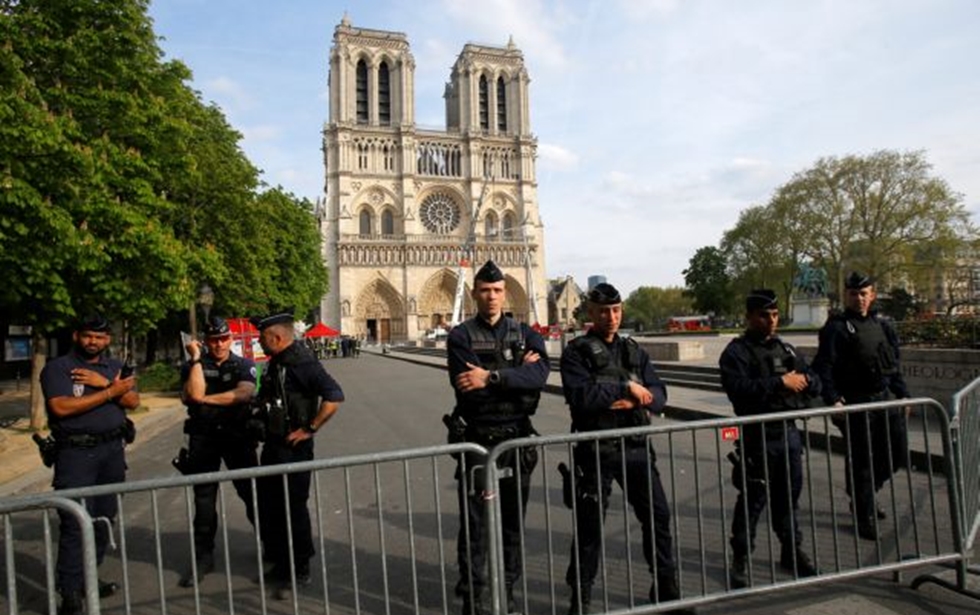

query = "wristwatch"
[
  {"left": 488, "top": 370, "right": 501, "bottom": 385},
  {"left": 305, "top": 421, "right": 319, "bottom": 434},
  {"left": 188, "top": 358, "right": 202, "bottom": 366}
]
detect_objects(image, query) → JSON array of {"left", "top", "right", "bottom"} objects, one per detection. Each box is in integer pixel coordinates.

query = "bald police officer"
[
  {"left": 41, "top": 314, "right": 139, "bottom": 615},
  {"left": 177, "top": 316, "right": 259, "bottom": 587},
  {"left": 447, "top": 260, "right": 550, "bottom": 615},
  {"left": 719, "top": 290, "right": 820, "bottom": 589},
  {"left": 253, "top": 310, "right": 344, "bottom": 599},
  {"left": 561, "top": 284, "right": 684, "bottom": 615},
  {"left": 813, "top": 272, "right": 910, "bottom": 540}
]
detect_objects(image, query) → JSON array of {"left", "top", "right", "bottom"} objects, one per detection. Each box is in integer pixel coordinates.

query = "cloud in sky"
[{"left": 149, "top": 0, "right": 980, "bottom": 295}]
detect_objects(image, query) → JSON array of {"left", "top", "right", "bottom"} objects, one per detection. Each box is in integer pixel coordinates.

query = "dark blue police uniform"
[
  {"left": 180, "top": 352, "right": 258, "bottom": 562},
  {"left": 41, "top": 350, "right": 128, "bottom": 596},
  {"left": 560, "top": 331, "right": 677, "bottom": 605},
  {"left": 719, "top": 330, "right": 820, "bottom": 582},
  {"left": 447, "top": 314, "right": 549, "bottom": 612},
  {"left": 256, "top": 340, "right": 344, "bottom": 578},
  {"left": 813, "top": 308, "right": 909, "bottom": 537}
]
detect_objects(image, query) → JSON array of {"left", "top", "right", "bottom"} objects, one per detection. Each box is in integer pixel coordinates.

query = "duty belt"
[{"left": 56, "top": 425, "right": 127, "bottom": 449}]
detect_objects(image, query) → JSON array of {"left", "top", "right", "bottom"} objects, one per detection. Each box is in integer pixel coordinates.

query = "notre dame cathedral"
[{"left": 317, "top": 16, "right": 547, "bottom": 343}]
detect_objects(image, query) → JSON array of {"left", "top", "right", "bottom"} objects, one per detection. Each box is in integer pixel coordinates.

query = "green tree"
[
  {"left": 683, "top": 246, "right": 734, "bottom": 319},
  {"left": 773, "top": 150, "right": 973, "bottom": 299},
  {"left": 624, "top": 286, "right": 693, "bottom": 332}
]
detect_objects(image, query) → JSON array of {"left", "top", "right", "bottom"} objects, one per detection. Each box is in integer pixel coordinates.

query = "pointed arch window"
[
  {"left": 378, "top": 61, "right": 391, "bottom": 126},
  {"left": 479, "top": 74, "right": 489, "bottom": 131},
  {"left": 485, "top": 211, "right": 499, "bottom": 239},
  {"left": 496, "top": 76, "right": 507, "bottom": 132},
  {"left": 381, "top": 209, "right": 394, "bottom": 235},
  {"left": 502, "top": 212, "right": 516, "bottom": 241},
  {"left": 359, "top": 209, "right": 372, "bottom": 235},
  {"left": 356, "top": 60, "right": 369, "bottom": 124}
]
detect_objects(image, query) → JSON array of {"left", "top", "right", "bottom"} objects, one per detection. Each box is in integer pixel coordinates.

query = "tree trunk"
[
  {"left": 29, "top": 331, "right": 48, "bottom": 431},
  {"left": 145, "top": 328, "right": 157, "bottom": 365}
]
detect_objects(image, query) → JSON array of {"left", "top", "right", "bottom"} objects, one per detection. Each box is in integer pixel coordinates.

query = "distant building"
[
  {"left": 317, "top": 17, "right": 548, "bottom": 342},
  {"left": 587, "top": 275, "right": 607, "bottom": 292},
  {"left": 548, "top": 275, "right": 583, "bottom": 328}
]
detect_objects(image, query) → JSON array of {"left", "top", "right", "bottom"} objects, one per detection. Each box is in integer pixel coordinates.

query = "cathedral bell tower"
[{"left": 320, "top": 17, "right": 547, "bottom": 342}]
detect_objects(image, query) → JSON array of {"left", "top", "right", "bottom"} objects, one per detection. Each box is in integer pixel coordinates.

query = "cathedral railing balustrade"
[
  {"left": 335, "top": 242, "right": 534, "bottom": 268},
  {"left": 415, "top": 139, "right": 463, "bottom": 177}
]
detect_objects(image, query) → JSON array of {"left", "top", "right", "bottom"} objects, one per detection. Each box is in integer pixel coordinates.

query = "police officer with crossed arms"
[
  {"left": 560, "top": 283, "right": 688, "bottom": 615},
  {"left": 446, "top": 260, "right": 550, "bottom": 615},
  {"left": 719, "top": 290, "right": 820, "bottom": 589},
  {"left": 177, "top": 316, "right": 259, "bottom": 587},
  {"left": 41, "top": 314, "right": 139, "bottom": 615}
]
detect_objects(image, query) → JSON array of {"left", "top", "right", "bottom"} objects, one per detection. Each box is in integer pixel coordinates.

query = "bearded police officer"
[
  {"left": 719, "top": 290, "right": 820, "bottom": 589},
  {"left": 177, "top": 316, "right": 259, "bottom": 587},
  {"left": 252, "top": 310, "right": 344, "bottom": 599},
  {"left": 813, "top": 272, "right": 910, "bottom": 540},
  {"left": 41, "top": 314, "right": 139, "bottom": 615},
  {"left": 446, "top": 260, "right": 550, "bottom": 615},
  {"left": 561, "top": 283, "right": 685, "bottom": 615}
]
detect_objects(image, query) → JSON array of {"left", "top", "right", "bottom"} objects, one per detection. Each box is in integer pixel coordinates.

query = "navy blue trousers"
[
  {"left": 565, "top": 442, "right": 675, "bottom": 591},
  {"left": 53, "top": 440, "right": 126, "bottom": 593},
  {"left": 729, "top": 428, "right": 803, "bottom": 556},
  {"left": 257, "top": 439, "right": 315, "bottom": 571}
]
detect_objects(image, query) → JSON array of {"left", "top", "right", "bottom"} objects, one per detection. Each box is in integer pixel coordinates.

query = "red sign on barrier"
[{"left": 721, "top": 426, "right": 740, "bottom": 441}]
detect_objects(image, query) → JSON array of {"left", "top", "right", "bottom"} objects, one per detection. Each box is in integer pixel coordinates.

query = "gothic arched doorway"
[{"left": 354, "top": 277, "right": 405, "bottom": 343}]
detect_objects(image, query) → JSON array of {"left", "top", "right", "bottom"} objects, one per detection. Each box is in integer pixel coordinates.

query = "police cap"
[
  {"left": 250, "top": 308, "right": 294, "bottom": 331},
  {"left": 474, "top": 260, "right": 505, "bottom": 283},
  {"left": 844, "top": 271, "right": 874, "bottom": 290},
  {"left": 203, "top": 316, "right": 231, "bottom": 338},
  {"left": 75, "top": 313, "right": 111, "bottom": 333},
  {"left": 588, "top": 283, "right": 622, "bottom": 305},
  {"left": 746, "top": 289, "right": 778, "bottom": 312}
]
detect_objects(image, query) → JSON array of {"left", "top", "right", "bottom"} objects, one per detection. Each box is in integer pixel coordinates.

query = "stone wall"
[{"left": 798, "top": 345, "right": 980, "bottom": 411}]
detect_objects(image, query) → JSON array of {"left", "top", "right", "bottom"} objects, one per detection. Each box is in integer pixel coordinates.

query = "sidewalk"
[{"left": 0, "top": 388, "right": 186, "bottom": 497}]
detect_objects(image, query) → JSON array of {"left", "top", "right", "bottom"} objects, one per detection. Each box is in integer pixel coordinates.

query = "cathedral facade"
[{"left": 318, "top": 17, "right": 547, "bottom": 342}]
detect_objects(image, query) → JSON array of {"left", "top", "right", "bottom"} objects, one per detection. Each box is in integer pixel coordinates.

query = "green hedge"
[
  {"left": 137, "top": 362, "right": 181, "bottom": 392},
  {"left": 895, "top": 316, "right": 980, "bottom": 349}
]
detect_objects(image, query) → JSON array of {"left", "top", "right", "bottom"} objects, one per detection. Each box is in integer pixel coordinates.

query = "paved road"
[{"left": 2, "top": 354, "right": 977, "bottom": 615}]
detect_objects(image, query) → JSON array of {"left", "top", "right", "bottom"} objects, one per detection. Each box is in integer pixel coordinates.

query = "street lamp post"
[
  {"left": 188, "top": 283, "right": 215, "bottom": 338},
  {"left": 198, "top": 283, "right": 214, "bottom": 325}
]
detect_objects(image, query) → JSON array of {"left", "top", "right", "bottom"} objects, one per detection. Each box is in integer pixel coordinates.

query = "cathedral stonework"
[{"left": 318, "top": 17, "right": 547, "bottom": 342}]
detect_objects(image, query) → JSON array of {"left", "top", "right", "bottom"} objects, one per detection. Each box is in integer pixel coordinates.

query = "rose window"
[{"left": 419, "top": 193, "right": 461, "bottom": 234}]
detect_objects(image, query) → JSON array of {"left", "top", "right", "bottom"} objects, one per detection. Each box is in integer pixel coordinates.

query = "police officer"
[
  {"left": 561, "top": 283, "right": 683, "bottom": 615},
  {"left": 719, "top": 290, "right": 820, "bottom": 589},
  {"left": 177, "top": 316, "right": 259, "bottom": 587},
  {"left": 813, "top": 272, "right": 910, "bottom": 540},
  {"left": 40, "top": 314, "right": 139, "bottom": 615},
  {"left": 447, "top": 260, "right": 549, "bottom": 615},
  {"left": 252, "top": 310, "right": 344, "bottom": 600}
]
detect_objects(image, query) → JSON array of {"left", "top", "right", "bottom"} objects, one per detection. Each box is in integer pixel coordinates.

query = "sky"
[{"left": 147, "top": 0, "right": 980, "bottom": 296}]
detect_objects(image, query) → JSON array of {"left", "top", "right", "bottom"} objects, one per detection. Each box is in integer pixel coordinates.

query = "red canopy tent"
[{"left": 304, "top": 322, "right": 341, "bottom": 338}]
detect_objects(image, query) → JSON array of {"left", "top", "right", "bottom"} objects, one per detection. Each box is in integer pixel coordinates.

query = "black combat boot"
[
  {"left": 58, "top": 590, "right": 84, "bottom": 615},
  {"left": 178, "top": 552, "right": 215, "bottom": 588},
  {"left": 652, "top": 572, "right": 680, "bottom": 603},
  {"left": 506, "top": 585, "right": 518, "bottom": 614},
  {"left": 729, "top": 553, "right": 748, "bottom": 589},
  {"left": 780, "top": 544, "right": 819, "bottom": 577},
  {"left": 567, "top": 585, "right": 591, "bottom": 615},
  {"left": 97, "top": 579, "right": 119, "bottom": 598}
]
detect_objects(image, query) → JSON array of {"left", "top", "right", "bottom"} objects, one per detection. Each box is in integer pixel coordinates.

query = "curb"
[{"left": 374, "top": 350, "right": 947, "bottom": 474}]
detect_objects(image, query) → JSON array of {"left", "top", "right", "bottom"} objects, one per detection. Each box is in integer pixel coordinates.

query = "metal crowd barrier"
[
  {"left": 486, "top": 398, "right": 965, "bottom": 614},
  {"left": 910, "top": 378, "right": 980, "bottom": 599},
  {"left": 1, "top": 497, "right": 100, "bottom": 615},
  {"left": 0, "top": 399, "right": 972, "bottom": 615},
  {"left": 1, "top": 442, "right": 486, "bottom": 615}
]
